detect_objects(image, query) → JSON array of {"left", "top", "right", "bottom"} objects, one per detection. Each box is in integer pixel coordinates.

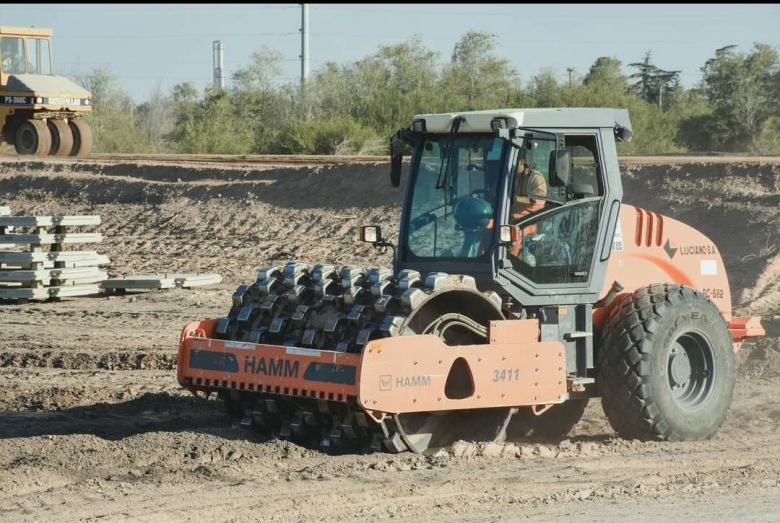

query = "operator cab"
[
  {"left": 0, "top": 27, "right": 53, "bottom": 81},
  {"left": 378, "top": 108, "right": 631, "bottom": 306}
]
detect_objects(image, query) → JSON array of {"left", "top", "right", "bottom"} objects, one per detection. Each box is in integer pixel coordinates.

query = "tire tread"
[{"left": 598, "top": 284, "right": 734, "bottom": 440}]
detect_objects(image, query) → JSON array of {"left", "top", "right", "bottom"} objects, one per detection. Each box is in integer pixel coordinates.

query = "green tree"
[
  {"left": 232, "top": 47, "right": 285, "bottom": 92},
  {"left": 306, "top": 62, "right": 355, "bottom": 120},
  {"left": 167, "top": 87, "right": 253, "bottom": 154},
  {"left": 172, "top": 82, "right": 198, "bottom": 105},
  {"left": 442, "top": 31, "right": 519, "bottom": 110},
  {"left": 73, "top": 66, "right": 149, "bottom": 152},
  {"left": 231, "top": 48, "right": 296, "bottom": 151},
  {"left": 522, "top": 57, "right": 684, "bottom": 154},
  {"left": 673, "top": 88, "right": 714, "bottom": 151},
  {"left": 136, "top": 83, "right": 173, "bottom": 152},
  {"left": 628, "top": 51, "right": 681, "bottom": 110},
  {"left": 524, "top": 70, "right": 565, "bottom": 107},
  {"left": 347, "top": 35, "right": 442, "bottom": 135},
  {"left": 583, "top": 57, "right": 628, "bottom": 92},
  {"left": 700, "top": 43, "right": 780, "bottom": 151},
  {"left": 271, "top": 114, "right": 383, "bottom": 155}
]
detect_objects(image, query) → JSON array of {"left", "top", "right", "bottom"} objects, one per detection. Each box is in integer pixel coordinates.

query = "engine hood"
[{"left": 5, "top": 74, "right": 91, "bottom": 98}]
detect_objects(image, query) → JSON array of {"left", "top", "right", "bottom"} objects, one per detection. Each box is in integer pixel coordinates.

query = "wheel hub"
[
  {"left": 667, "top": 331, "right": 716, "bottom": 409},
  {"left": 19, "top": 128, "right": 34, "bottom": 150},
  {"left": 669, "top": 343, "right": 692, "bottom": 386}
]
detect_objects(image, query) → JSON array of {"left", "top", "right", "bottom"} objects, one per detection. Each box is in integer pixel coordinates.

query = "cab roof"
[
  {"left": 413, "top": 108, "right": 631, "bottom": 134},
  {"left": 0, "top": 26, "right": 52, "bottom": 38}
]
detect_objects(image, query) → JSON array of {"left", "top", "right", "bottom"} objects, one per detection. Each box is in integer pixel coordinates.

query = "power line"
[
  {"left": 320, "top": 5, "right": 780, "bottom": 19},
  {"left": 58, "top": 32, "right": 299, "bottom": 39},
  {"left": 0, "top": 4, "right": 299, "bottom": 12},
  {"left": 308, "top": 32, "right": 758, "bottom": 45}
]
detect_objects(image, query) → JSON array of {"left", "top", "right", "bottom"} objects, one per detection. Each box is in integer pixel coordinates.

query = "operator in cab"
[
  {"left": 508, "top": 152, "right": 548, "bottom": 259},
  {"left": 511, "top": 158, "right": 547, "bottom": 223}
]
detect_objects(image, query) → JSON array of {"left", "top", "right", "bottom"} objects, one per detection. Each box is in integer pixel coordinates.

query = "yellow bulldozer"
[{"left": 0, "top": 26, "right": 92, "bottom": 157}]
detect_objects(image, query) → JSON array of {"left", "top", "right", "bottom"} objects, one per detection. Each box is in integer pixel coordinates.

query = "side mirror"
[
  {"left": 614, "top": 124, "right": 633, "bottom": 143},
  {"left": 359, "top": 225, "right": 382, "bottom": 244},
  {"left": 390, "top": 136, "right": 403, "bottom": 187},
  {"left": 498, "top": 224, "right": 520, "bottom": 245},
  {"left": 549, "top": 149, "right": 570, "bottom": 187}
]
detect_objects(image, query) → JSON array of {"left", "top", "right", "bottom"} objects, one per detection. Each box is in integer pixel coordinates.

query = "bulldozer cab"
[
  {"left": 0, "top": 27, "right": 53, "bottom": 83},
  {"left": 391, "top": 108, "right": 629, "bottom": 308}
]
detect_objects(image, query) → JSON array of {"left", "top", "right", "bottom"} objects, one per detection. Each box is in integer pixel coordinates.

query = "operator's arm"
[{"left": 511, "top": 172, "right": 547, "bottom": 222}]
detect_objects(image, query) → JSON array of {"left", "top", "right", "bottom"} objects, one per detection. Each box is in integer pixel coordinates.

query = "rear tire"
[
  {"left": 48, "top": 119, "right": 74, "bottom": 156},
  {"left": 14, "top": 119, "right": 52, "bottom": 156},
  {"left": 69, "top": 119, "right": 92, "bottom": 157},
  {"left": 598, "top": 284, "right": 735, "bottom": 441},
  {"left": 506, "top": 398, "right": 588, "bottom": 442}
]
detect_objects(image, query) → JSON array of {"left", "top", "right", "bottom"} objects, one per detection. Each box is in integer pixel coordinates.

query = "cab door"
[{"left": 496, "top": 130, "right": 621, "bottom": 304}]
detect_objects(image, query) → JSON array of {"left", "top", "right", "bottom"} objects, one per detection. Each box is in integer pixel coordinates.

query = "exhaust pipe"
[{"left": 594, "top": 280, "right": 624, "bottom": 309}]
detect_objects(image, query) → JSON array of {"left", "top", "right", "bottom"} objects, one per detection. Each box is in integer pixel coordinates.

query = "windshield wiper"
[{"left": 435, "top": 116, "right": 465, "bottom": 215}]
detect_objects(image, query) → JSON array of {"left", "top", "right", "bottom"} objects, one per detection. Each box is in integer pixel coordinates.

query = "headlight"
[
  {"left": 490, "top": 117, "right": 508, "bottom": 131},
  {"left": 35, "top": 97, "right": 43, "bottom": 104},
  {"left": 84, "top": 99, "right": 91, "bottom": 106},
  {"left": 359, "top": 225, "right": 382, "bottom": 244}
]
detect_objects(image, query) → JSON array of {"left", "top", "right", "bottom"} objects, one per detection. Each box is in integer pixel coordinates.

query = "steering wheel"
[{"left": 528, "top": 234, "right": 572, "bottom": 267}]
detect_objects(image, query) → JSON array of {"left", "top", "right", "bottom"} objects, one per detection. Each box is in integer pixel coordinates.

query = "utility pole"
[
  {"left": 566, "top": 67, "right": 574, "bottom": 87},
  {"left": 212, "top": 40, "right": 225, "bottom": 90},
  {"left": 300, "top": 4, "right": 309, "bottom": 87}
]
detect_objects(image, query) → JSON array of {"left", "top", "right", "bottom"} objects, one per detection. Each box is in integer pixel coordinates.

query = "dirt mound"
[
  {"left": 0, "top": 160, "right": 396, "bottom": 285},
  {"left": 1, "top": 158, "right": 776, "bottom": 306}
]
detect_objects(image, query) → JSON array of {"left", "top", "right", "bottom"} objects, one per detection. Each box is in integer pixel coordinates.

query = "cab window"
[
  {"left": 1, "top": 36, "right": 26, "bottom": 74},
  {"left": 26, "top": 38, "right": 52, "bottom": 75},
  {"left": 507, "top": 134, "right": 602, "bottom": 285},
  {"left": 565, "top": 135, "right": 601, "bottom": 198}
]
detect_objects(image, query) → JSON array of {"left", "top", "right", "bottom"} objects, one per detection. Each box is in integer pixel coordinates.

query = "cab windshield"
[
  {"left": 405, "top": 134, "right": 506, "bottom": 259},
  {"left": 0, "top": 36, "right": 52, "bottom": 75}
]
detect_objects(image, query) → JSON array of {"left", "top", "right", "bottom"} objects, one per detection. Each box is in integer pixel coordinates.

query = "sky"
[{"left": 1, "top": 3, "right": 778, "bottom": 102}]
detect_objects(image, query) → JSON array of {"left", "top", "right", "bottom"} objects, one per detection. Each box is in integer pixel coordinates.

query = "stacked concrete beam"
[
  {"left": 0, "top": 214, "right": 110, "bottom": 300},
  {"left": 0, "top": 207, "right": 12, "bottom": 249},
  {"left": 101, "top": 273, "right": 222, "bottom": 293}
]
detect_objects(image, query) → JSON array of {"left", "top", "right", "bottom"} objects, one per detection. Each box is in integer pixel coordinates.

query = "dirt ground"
[{"left": 0, "top": 156, "right": 778, "bottom": 523}]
